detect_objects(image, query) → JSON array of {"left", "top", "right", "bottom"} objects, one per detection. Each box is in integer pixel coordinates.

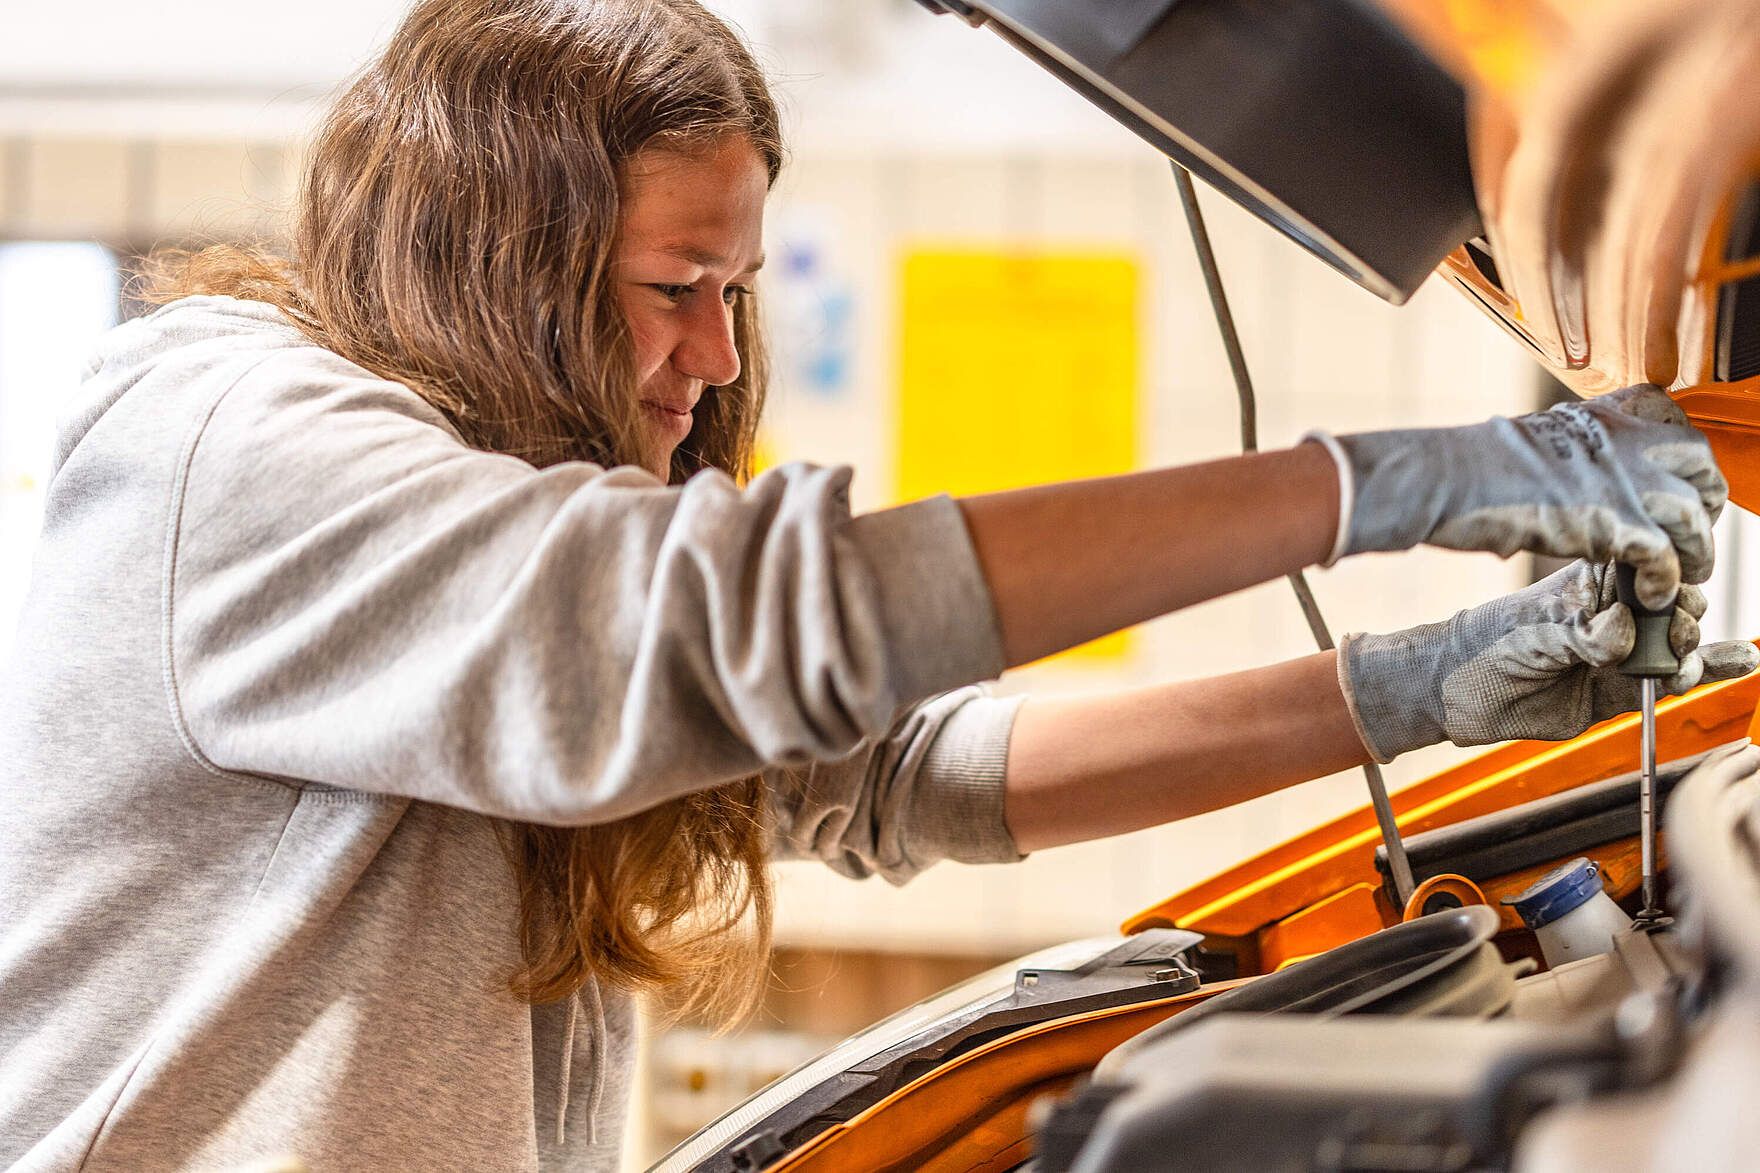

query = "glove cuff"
[
  {"left": 1327, "top": 425, "right": 1466, "bottom": 559},
  {"left": 1335, "top": 634, "right": 1392, "bottom": 763},
  {"left": 1299, "top": 430, "right": 1353, "bottom": 568},
  {"left": 1340, "top": 629, "right": 1451, "bottom": 762}
]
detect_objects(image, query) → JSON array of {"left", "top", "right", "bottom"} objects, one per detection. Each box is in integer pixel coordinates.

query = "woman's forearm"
[
  {"left": 957, "top": 444, "right": 1338, "bottom": 667},
  {"left": 1002, "top": 650, "right": 1371, "bottom": 853}
]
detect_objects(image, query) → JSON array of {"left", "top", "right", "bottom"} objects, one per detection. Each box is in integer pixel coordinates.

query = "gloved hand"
[
  {"left": 1339, "top": 559, "right": 1760, "bottom": 762},
  {"left": 1309, "top": 384, "right": 1727, "bottom": 609},
  {"left": 1671, "top": 738, "right": 1760, "bottom": 804}
]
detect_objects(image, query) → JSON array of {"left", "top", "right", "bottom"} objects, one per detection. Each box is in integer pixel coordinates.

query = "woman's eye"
[{"left": 649, "top": 283, "right": 749, "bottom": 306}]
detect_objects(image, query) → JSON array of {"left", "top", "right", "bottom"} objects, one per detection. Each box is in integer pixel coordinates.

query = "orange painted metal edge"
[
  {"left": 1400, "top": 875, "right": 1489, "bottom": 923},
  {"left": 1257, "top": 881, "right": 1389, "bottom": 973},
  {"left": 1123, "top": 667, "right": 1760, "bottom": 938},
  {"left": 906, "top": 1082, "right": 1069, "bottom": 1173},
  {"left": 762, "top": 980, "right": 1247, "bottom": 1173},
  {"left": 1675, "top": 381, "right": 1760, "bottom": 516}
]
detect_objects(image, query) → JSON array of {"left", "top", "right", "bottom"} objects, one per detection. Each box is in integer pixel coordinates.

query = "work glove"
[
  {"left": 1308, "top": 384, "right": 1726, "bottom": 610},
  {"left": 1671, "top": 738, "right": 1760, "bottom": 804},
  {"left": 1339, "top": 559, "right": 1760, "bottom": 762}
]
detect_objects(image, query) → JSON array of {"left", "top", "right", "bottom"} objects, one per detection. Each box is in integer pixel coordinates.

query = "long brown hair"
[{"left": 141, "top": 0, "right": 784, "bottom": 1021}]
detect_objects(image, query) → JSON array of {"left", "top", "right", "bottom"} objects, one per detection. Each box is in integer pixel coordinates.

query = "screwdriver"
[{"left": 1614, "top": 562, "right": 1678, "bottom": 923}]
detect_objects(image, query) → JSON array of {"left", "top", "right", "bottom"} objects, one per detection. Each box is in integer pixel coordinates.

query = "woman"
[{"left": 0, "top": 0, "right": 1749, "bottom": 1169}]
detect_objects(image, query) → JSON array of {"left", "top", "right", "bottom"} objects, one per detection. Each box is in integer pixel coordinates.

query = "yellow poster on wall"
[{"left": 897, "top": 248, "right": 1140, "bottom": 662}]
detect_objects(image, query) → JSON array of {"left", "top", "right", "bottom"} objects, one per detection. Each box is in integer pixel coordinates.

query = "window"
[{"left": 0, "top": 242, "right": 120, "bottom": 659}]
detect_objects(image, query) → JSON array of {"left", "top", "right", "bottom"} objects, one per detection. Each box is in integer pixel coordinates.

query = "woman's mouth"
[{"left": 641, "top": 400, "right": 694, "bottom": 443}]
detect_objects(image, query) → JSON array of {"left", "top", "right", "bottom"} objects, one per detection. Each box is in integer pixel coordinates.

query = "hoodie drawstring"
[
  {"left": 554, "top": 993, "right": 577, "bottom": 1146},
  {"left": 554, "top": 975, "right": 608, "bottom": 1148},
  {"left": 583, "top": 975, "right": 606, "bottom": 1145}
]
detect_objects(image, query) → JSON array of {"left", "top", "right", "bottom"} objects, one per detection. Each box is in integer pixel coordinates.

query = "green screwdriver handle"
[{"left": 1615, "top": 562, "right": 1679, "bottom": 678}]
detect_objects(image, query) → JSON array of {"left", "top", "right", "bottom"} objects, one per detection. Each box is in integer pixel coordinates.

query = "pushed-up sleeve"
[
  {"left": 165, "top": 348, "right": 1007, "bottom": 824},
  {"left": 767, "top": 687, "right": 1026, "bottom": 883}
]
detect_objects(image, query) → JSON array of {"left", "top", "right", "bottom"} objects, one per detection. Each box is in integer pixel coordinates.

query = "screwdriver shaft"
[
  {"left": 1614, "top": 561, "right": 1674, "bottom": 924},
  {"left": 1640, "top": 676, "right": 1660, "bottom": 917}
]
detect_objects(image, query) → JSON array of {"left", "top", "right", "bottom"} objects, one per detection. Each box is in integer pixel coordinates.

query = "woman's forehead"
[{"left": 618, "top": 140, "right": 767, "bottom": 270}]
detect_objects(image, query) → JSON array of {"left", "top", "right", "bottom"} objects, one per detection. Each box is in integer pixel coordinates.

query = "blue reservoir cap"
[{"left": 1501, "top": 857, "right": 1604, "bottom": 930}]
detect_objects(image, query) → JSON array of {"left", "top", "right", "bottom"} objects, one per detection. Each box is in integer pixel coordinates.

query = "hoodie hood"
[{"left": 58, "top": 296, "right": 303, "bottom": 481}]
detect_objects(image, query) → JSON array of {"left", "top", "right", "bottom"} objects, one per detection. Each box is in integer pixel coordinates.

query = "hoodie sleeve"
[
  {"left": 767, "top": 687, "right": 1027, "bottom": 882},
  {"left": 164, "top": 346, "right": 1008, "bottom": 825}
]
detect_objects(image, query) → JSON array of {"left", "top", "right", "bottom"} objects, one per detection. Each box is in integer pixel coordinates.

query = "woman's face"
[{"left": 614, "top": 137, "right": 768, "bottom": 477}]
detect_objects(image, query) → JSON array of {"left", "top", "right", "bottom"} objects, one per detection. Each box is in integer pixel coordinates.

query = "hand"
[
  {"left": 1339, "top": 559, "right": 1760, "bottom": 761},
  {"left": 1314, "top": 384, "right": 1727, "bottom": 609},
  {"left": 1672, "top": 739, "right": 1760, "bottom": 802}
]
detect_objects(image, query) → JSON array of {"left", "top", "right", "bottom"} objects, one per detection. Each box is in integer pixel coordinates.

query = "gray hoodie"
[{"left": 0, "top": 297, "right": 1023, "bottom": 1171}]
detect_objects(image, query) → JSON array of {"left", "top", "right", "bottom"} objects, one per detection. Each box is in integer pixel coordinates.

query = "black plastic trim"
[
  {"left": 950, "top": 0, "right": 1482, "bottom": 302},
  {"left": 1716, "top": 271, "right": 1760, "bottom": 383},
  {"left": 1724, "top": 181, "right": 1760, "bottom": 263},
  {"left": 1372, "top": 746, "right": 1730, "bottom": 900}
]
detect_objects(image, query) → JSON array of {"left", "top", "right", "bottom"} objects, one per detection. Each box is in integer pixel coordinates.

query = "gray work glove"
[
  {"left": 1310, "top": 384, "right": 1726, "bottom": 609},
  {"left": 1340, "top": 559, "right": 1760, "bottom": 762}
]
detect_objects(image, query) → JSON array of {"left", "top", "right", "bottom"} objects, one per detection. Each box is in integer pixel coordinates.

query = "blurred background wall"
[{"left": 7, "top": 1, "right": 1760, "bottom": 1167}]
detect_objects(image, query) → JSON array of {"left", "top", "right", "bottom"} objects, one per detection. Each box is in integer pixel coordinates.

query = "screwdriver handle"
[{"left": 1615, "top": 562, "right": 1679, "bottom": 678}]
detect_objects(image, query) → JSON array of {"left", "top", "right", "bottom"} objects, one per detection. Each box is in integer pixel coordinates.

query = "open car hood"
[{"left": 920, "top": 0, "right": 1760, "bottom": 508}]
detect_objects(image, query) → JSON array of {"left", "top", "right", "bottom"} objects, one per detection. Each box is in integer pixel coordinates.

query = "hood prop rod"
[{"left": 1171, "top": 161, "right": 1417, "bottom": 908}]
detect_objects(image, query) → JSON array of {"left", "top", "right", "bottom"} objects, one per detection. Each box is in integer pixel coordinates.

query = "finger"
[
  {"left": 1668, "top": 607, "right": 1702, "bottom": 658},
  {"left": 1590, "top": 558, "right": 1619, "bottom": 610},
  {"left": 1536, "top": 557, "right": 1601, "bottom": 594},
  {"left": 1681, "top": 741, "right": 1760, "bottom": 791},
  {"left": 1676, "top": 582, "right": 1708, "bottom": 621},
  {"left": 1535, "top": 558, "right": 1604, "bottom": 616},
  {"left": 1644, "top": 439, "right": 1729, "bottom": 524},
  {"left": 1607, "top": 383, "right": 1687, "bottom": 425},
  {"left": 1615, "top": 531, "right": 1682, "bottom": 610},
  {"left": 1568, "top": 602, "right": 1635, "bottom": 668},
  {"left": 1644, "top": 492, "right": 1717, "bottom": 586},
  {"left": 1702, "top": 738, "right": 1754, "bottom": 765},
  {"left": 1663, "top": 649, "right": 1705, "bottom": 695},
  {"left": 1698, "top": 639, "right": 1760, "bottom": 685}
]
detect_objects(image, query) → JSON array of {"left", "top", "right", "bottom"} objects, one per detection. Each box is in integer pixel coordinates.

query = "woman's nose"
[{"left": 675, "top": 300, "right": 742, "bottom": 388}]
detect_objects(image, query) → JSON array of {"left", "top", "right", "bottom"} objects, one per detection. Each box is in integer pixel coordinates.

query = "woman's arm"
[
  {"left": 1003, "top": 560, "right": 1760, "bottom": 854},
  {"left": 767, "top": 687, "right": 1026, "bottom": 882},
  {"left": 166, "top": 348, "right": 1010, "bottom": 826},
  {"left": 965, "top": 384, "right": 1734, "bottom": 668},
  {"left": 1003, "top": 652, "right": 1366, "bottom": 852},
  {"left": 961, "top": 446, "right": 1338, "bottom": 667}
]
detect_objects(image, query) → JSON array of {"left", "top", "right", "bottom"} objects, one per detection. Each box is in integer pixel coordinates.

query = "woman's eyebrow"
[{"left": 657, "top": 243, "right": 766, "bottom": 274}]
